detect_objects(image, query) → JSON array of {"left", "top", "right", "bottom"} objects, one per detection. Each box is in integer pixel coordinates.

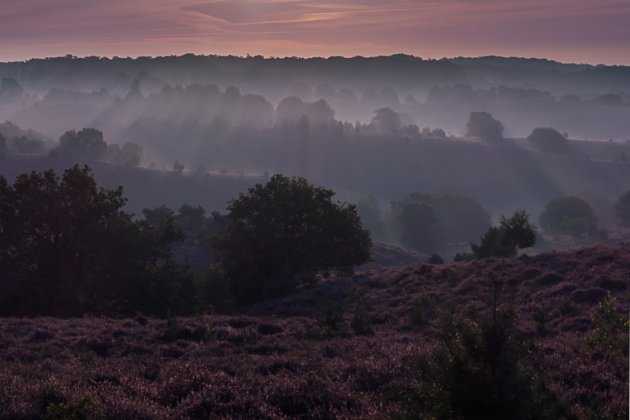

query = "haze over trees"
[
  {"left": 614, "top": 190, "right": 630, "bottom": 227},
  {"left": 527, "top": 127, "right": 569, "bottom": 152},
  {"left": 466, "top": 111, "right": 504, "bottom": 141},
  {"left": 539, "top": 196, "right": 598, "bottom": 238}
]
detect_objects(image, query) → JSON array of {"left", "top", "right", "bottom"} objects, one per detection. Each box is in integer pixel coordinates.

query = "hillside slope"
[{"left": 0, "top": 245, "right": 628, "bottom": 418}]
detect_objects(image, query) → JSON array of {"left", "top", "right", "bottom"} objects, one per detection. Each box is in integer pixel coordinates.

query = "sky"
[{"left": 1, "top": 0, "right": 629, "bottom": 65}]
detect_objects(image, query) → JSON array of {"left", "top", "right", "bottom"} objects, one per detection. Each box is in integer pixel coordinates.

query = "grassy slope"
[{"left": 0, "top": 245, "right": 628, "bottom": 418}]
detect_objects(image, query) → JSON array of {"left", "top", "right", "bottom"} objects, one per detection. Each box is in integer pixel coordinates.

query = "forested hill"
[{"left": 1, "top": 54, "right": 629, "bottom": 96}]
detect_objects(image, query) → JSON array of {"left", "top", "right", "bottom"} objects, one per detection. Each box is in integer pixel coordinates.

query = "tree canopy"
[
  {"left": 0, "top": 165, "right": 193, "bottom": 316},
  {"left": 51, "top": 128, "right": 107, "bottom": 161},
  {"left": 466, "top": 111, "right": 504, "bottom": 141},
  {"left": 213, "top": 174, "right": 371, "bottom": 304},
  {"left": 539, "top": 196, "right": 597, "bottom": 238},
  {"left": 471, "top": 210, "right": 537, "bottom": 258},
  {"left": 527, "top": 127, "right": 569, "bottom": 152}
]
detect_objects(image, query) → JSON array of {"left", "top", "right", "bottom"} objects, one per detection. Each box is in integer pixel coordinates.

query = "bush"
[
  {"left": 471, "top": 210, "right": 537, "bottom": 258},
  {"left": 583, "top": 292, "right": 628, "bottom": 354},
  {"left": 213, "top": 174, "right": 371, "bottom": 304},
  {"left": 539, "top": 196, "right": 597, "bottom": 237}
]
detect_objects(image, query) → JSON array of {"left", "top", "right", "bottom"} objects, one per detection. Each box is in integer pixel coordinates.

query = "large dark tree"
[
  {"left": 0, "top": 166, "right": 193, "bottom": 316},
  {"left": 213, "top": 175, "right": 371, "bottom": 303}
]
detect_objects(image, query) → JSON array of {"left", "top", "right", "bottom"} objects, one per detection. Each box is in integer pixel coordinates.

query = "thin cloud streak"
[{"left": 0, "top": 0, "right": 628, "bottom": 64}]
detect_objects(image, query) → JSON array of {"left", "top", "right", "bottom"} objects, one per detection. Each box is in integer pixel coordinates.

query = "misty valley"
[{"left": 0, "top": 55, "right": 629, "bottom": 418}]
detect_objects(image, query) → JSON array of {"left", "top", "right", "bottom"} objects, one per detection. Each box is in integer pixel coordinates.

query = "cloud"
[{"left": 0, "top": 0, "right": 628, "bottom": 64}]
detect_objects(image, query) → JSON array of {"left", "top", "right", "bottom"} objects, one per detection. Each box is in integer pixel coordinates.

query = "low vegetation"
[{"left": 0, "top": 245, "right": 627, "bottom": 418}]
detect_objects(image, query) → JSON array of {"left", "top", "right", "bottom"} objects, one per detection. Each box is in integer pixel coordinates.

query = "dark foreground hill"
[{"left": 1, "top": 245, "right": 628, "bottom": 418}]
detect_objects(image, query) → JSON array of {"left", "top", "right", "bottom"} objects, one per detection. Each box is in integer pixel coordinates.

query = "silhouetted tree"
[
  {"left": 0, "top": 133, "right": 6, "bottom": 160},
  {"left": 176, "top": 204, "right": 206, "bottom": 235},
  {"left": 371, "top": 107, "right": 402, "bottom": 135},
  {"left": 539, "top": 196, "right": 597, "bottom": 238},
  {"left": 0, "top": 166, "right": 193, "bottom": 316},
  {"left": 527, "top": 127, "right": 569, "bottom": 152},
  {"left": 51, "top": 128, "right": 107, "bottom": 161},
  {"left": 213, "top": 175, "right": 371, "bottom": 303},
  {"left": 471, "top": 210, "right": 537, "bottom": 258},
  {"left": 614, "top": 190, "right": 630, "bottom": 227},
  {"left": 466, "top": 111, "right": 504, "bottom": 141}
]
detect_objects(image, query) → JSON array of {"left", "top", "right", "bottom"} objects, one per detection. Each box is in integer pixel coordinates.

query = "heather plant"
[
  {"left": 409, "top": 289, "right": 437, "bottom": 327},
  {"left": 351, "top": 306, "right": 373, "bottom": 335},
  {"left": 318, "top": 302, "right": 346, "bottom": 337},
  {"left": 532, "top": 306, "right": 552, "bottom": 336}
]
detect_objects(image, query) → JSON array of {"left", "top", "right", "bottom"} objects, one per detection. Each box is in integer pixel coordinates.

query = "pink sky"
[{"left": 1, "top": 0, "right": 629, "bottom": 65}]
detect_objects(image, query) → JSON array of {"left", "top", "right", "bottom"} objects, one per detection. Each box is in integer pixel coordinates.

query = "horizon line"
[{"left": 0, "top": 52, "right": 627, "bottom": 68}]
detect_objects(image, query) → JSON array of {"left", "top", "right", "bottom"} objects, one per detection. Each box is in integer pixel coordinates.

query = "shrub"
[
  {"left": 471, "top": 210, "right": 537, "bottom": 258},
  {"left": 213, "top": 174, "right": 371, "bottom": 304},
  {"left": 539, "top": 196, "right": 597, "bottom": 237}
]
